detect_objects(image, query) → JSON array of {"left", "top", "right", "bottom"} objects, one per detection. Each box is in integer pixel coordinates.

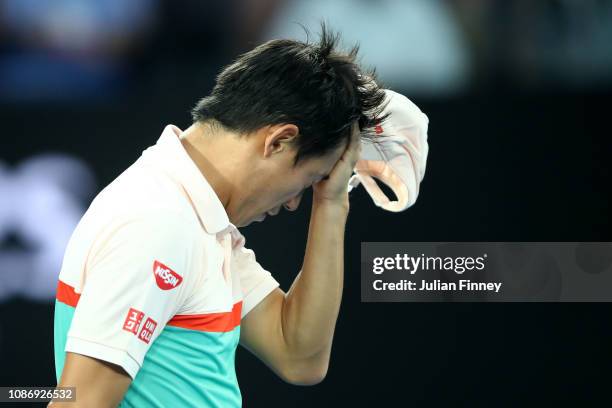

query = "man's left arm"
[{"left": 240, "top": 126, "right": 360, "bottom": 385}]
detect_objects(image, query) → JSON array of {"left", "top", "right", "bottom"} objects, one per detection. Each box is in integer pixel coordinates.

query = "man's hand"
[{"left": 312, "top": 123, "right": 361, "bottom": 207}]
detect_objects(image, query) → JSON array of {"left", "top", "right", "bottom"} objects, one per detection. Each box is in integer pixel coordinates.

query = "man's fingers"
[
  {"left": 349, "top": 125, "right": 362, "bottom": 162},
  {"left": 342, "top": 122, "right": 361, "bottom": 164}
]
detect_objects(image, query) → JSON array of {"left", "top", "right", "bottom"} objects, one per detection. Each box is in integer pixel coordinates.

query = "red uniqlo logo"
[
  {"left": 138, "top": 317, "right": 157, "bottom": 344},
  {"left": 123, "top": 308, "right": 144, "bottom": 335}
]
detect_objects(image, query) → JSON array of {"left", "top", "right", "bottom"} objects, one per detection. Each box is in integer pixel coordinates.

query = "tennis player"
[{"left": 52, "top": 27, "right": 387, "bottom": 407}]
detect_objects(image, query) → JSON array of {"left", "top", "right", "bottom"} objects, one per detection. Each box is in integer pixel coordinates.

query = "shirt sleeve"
[
  {"left": 65, "top": 212, "right": 200, "bottom": 379},
  {"left": 230, "top": 231, "right": 279, "bottom": 318}
]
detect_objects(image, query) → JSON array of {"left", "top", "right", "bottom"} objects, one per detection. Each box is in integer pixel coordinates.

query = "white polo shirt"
[{"left": 54, "top": 125, "right": 279, "bottom": 407}]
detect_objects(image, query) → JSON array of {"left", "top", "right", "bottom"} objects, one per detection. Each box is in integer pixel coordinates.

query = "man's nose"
[{"left": 283, "top": 193, "right": 303, "bottom": 212}]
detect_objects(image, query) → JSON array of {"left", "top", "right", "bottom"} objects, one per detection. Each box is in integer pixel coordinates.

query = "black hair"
[{"left": 192, "top": 24, "right": 388, "bottom": 165}]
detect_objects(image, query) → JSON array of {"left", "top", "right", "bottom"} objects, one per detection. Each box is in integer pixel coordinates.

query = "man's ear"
[{"left": 263, "top": 124, "right": 299, "bottom": 158}]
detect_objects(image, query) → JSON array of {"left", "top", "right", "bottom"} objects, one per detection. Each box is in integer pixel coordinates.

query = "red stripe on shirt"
[
  {"left": 56, "top": 280, "right": 81, "bottom": 307},
  {"left": 167, "top": 302, "right": 242, "bottom": 333}
]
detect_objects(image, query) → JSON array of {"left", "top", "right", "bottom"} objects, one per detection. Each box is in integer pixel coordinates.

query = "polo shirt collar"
[{"left": 142, "top": 124, "right": 233, "bottom": 235}]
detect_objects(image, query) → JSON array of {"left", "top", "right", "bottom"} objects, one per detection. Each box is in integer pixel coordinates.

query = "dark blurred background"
[{"left": 1, "top": 0, "right": 611, "bottom": 407}]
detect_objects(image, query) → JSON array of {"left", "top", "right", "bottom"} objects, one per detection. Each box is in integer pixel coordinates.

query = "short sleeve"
[
  {"left": 65, "top": 213, "right": 200, "bottom": 379},
  {"left": 230, "top": 234, "right": 279, "bottom": 318}
]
